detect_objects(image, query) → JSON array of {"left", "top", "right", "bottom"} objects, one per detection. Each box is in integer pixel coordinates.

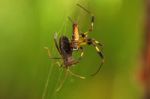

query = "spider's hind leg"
[{"left": 88, "top": 39, "right": 104, "bottom": 76}]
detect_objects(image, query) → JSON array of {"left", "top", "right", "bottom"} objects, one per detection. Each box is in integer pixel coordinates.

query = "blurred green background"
[{"left": 0, "top": 0, "right": 144, "bottom": 99}]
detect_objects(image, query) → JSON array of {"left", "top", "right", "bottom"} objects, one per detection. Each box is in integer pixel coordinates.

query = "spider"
[
  {"left": 69, "top": 4, "right": 104, "bottom": 76},
  {"left": 45, "top": 3, "right": 104, "bottom": 91}
]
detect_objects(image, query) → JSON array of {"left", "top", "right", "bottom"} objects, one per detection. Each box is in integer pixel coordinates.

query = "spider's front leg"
[
  {"left": 76, "top": 4, "right": 94, "bottom": 32},
  {"left": 82, "top": 15, "right": 95, "bottom": 33},
  {"left": 89, "top": 15, "right": 94, "bottom": 32}
]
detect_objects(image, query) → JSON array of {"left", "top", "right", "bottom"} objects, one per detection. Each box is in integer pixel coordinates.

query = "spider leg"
[
  {"left": 89, "top": 40, "right": 104, "bottom": 76},
  {"left": 92, "top": 39, "right": 103, "bottom": 47},
  {"left": 76, "top": 4, "right": 94, "bottom": 32},
  {"left": 67, "top": 68, "right": 86, "bottom": 79},
  {"left": 78, "top": 47, "right": 84, "bottom": 60},
  {"left": 78, "top": 15, "right": 94, "bottom": 38},
  {"left": 89, "top": 15, "right": 94, "bottom": 32}
]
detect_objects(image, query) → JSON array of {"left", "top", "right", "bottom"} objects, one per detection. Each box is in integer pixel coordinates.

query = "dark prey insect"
[
  {"left": 45, "top": 33, "right": 85, "bottom": 91},
  {"left": 69, "top": 4, "right": 104, "bottom": 76},
  {"left": 45, "top": 33, "right": 86, "bottom": 78}
]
